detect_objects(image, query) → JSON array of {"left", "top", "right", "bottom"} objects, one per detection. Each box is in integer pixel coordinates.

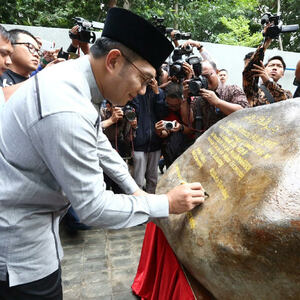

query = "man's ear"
[
  {"left": 216, "top": 69, "right": 220, "bottom": 74},
  {"left": 105, "top": 49, "right": 122, "bottom": 73}
]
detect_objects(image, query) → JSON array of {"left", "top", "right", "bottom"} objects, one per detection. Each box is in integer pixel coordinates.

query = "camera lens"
[
  {"left": 124, "top": 110, "right": 136, "bottom": 122},
  {"left": 164, "top": 122, "right": 174, "bottom": 130}
]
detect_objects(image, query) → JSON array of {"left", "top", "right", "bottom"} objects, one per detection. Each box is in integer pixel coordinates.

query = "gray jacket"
[{"left": 0, "top": 56, "right": 168, "bottom": 286}]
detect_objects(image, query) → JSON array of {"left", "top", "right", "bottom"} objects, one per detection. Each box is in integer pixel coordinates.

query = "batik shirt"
[
  {"left": 243, "top": 46, "right": 292, "bottom": 107},
  {"left": 192, "top": 83, "right": 249, "bottom": 132}
]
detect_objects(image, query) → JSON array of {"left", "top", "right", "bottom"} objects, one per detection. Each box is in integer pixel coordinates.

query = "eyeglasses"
[
  {"left": 121, "top": 53, "right": 155, "bottom": 86},
  {"left": 12, "top": 42, "right": 42, "bottom": 57}
]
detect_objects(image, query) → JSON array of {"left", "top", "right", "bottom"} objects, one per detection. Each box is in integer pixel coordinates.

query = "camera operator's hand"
[
  {"left": 182, "top": 62, "right": 194, "bottom": 80},
  {"left": 182, "top": 80, "right": 190, "bottom": 100},
  {"left": 170, "top": 121, "right": 182, "bottom": 133},
  {"left": 170, "top": 30, "right": 180, "bottom": 47},
  {"left": 155, "top": 120, "right": 169, "bottom": 138},
  {"left": 181, "top": 39, "right": 199, "bottom": 49},
  {"left": 69, "top": 25, "right": 90, "bottom": 54},
  {"left": 167, "top": 182, "right": 206, "bottom": 214},
  {"left": 41, "top": 49, "right": 60, "bottom": 67},
  {"left": 149, "top": 78, "right": 159, "bottom": 94},
  {"left": 251, "top": 60, "right": 270, "bottom": 84},
  {"left": 70, "top": 25, "right": 80, "bottom": 48},
  {"left": 111, "top": 106, "right": 124, "bottom": 123},
  {"left": 199, "top": 88, "right": 220, "bottom": 106}
]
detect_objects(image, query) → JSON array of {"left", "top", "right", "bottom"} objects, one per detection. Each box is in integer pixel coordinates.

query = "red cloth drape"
[{"left": 132, "top": 222, "right": 195, "bottom": 300}]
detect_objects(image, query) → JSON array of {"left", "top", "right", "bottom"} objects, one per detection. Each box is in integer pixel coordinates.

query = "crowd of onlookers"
[{"left": 0, "top": 23, "right": 299, "bottom": 231}]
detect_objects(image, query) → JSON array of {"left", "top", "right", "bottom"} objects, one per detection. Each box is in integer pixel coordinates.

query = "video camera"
[
  {"left": 151, "top": 15, "right": 173, "bottom": 36},
  {"left": 261, "top": 13, "right": 299, "bottom": 39},
  {"left": 151, "top": 15, "right": 191, "bottom": 41},
  {"left": 70, "top": 17, "right": 103, "bottom": 43}
]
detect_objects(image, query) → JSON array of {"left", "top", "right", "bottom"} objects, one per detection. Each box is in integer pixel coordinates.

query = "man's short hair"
[
  {"left": 165, "top": 82, "right": 183, "bottom": 99},
  {"left": 244, "top": 52, "right": 254, "bottom": 61},
  {"left": 265, "top": 55, "right": 286, "bottom": 70},
  {"left": 0, "top": 25, "right": 11, "bottom": 42},
  {"left": 90, "top": 37, "right": 141, "bottom": 63},
  {"left": 9, "top": 29, "right": 38, "bottom": 45},
  {"left": 219, "top": 68, "right": 228, "bottom": 73}
]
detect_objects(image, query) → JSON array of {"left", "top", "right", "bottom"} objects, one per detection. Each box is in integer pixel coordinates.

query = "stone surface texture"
[{"left": 155, "top": 99, "right": 300, "bottom": 300}]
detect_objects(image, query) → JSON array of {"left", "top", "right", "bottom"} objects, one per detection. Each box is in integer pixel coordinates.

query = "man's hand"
[
  {"left": 181, "top": 39, "right": 201, "bottom": 49},
  {"left": 251, "top": 61, "right": 270, "bottom": 84},
  {"left": 155, "top": 120, "right": 169, "bottom": 138},
  {"left": 199, "top": 88, "right": 220, "bottom": 106},
  {"left": 149, "top": 78, "right": 159, "bottom": 94},
  {"left": 132, "top": 188, "right": 148, "bottom": 197},
  {"left": 167, "top": 182, "right": 206, "bottom": 214},
  {"left": 182, "top": 62, "right": 194, "bottom": 80},
  {"left": 170, "top": 121, "right": 182, "bottom": 132},
  {"left": 111, "top": 107, "right": 124, "bottom": 123}
]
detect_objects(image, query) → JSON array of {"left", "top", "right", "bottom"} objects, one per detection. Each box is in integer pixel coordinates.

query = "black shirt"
[{"left": 0, "top": 69, "right": 27, "bottom": 87}]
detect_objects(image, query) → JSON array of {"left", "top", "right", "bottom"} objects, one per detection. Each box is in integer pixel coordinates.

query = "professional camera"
[
  {"left": 261, "top": 13, "right": 299, "bottom": 39},
  {"left": 186, "top": 55, "right": 208, "bottom": 96},
  {"left": 189, "top": 77, "right": 208, "bottom": 96},
  {"left": 162, "top": 120, "right": 176, "bottom": 130},
  {"left": 169, "top": 45, "right": 194, "bottom": 80},
  {"left": 122, "top": 105, "right": 136, "bottom": 122},
  {"left": 70, "top": 17, "right": 103, "bottom": 43},
  {"left": 151, "top": 15, "right": 173, "bottom": 36}
]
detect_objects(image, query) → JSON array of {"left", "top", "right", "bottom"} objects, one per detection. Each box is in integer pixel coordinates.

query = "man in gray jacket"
[{"left": 0, "top": 8, "right": 205, "bottom": 299}]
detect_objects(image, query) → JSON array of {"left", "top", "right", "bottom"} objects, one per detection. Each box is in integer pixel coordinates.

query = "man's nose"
[{"left": 5, "top": 55, "right": 12, "bottom": 66}]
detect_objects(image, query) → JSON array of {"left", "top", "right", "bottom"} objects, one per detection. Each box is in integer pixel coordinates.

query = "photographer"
[
  {"left": 243, "top": 52, "right": 292, "bottom": 106},
  {"left": 101, "top": 101, "right": 137, "bottom": 193},
  {"left": 131, "top": 78, "right": 168, "bottom": 193},
  {"left": 192, "top": 60, "right": 249, "bottom": 133},
  {"left": 155, "top": 82, "right": 194, "bottom": 168},
  {"left": 243, "top": 18, "right": 294, "bottom": 107}
]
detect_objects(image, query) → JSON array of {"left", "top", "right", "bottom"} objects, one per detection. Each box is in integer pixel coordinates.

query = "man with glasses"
[
  {"left": 191, "top": 60, "right": 249, "bottom": 134},
  {"left": 0, "top": 29, "right": 40, "bottom": 87},
  {"left": 0, "top": 8, "right": 206, "bottom": 299}
]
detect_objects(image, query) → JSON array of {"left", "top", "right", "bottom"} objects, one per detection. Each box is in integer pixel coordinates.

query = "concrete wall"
[{"left": 2, "top": 23, "right": 298, "bottom": 94}]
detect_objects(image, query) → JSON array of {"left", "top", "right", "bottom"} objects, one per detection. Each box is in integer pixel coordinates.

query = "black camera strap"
[{"left": 259, "top": 84, "right": 275, "bottom": 104}]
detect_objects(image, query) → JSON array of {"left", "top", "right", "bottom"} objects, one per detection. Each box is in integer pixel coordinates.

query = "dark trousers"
[{"left": 0, "top": 268, "right": 62, "bottom": 300}]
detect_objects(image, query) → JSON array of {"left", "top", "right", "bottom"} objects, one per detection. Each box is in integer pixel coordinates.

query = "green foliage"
[
  {"left": 216, "top": 16, "right": 263, "bottom": 47},
  {"left": 0, "top": 0, "right": 298, "bottom": 52}
]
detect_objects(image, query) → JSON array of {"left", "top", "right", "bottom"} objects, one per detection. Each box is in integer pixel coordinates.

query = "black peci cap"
[{"left": 102, "top": 7, "right": 174, "bottom": 70}]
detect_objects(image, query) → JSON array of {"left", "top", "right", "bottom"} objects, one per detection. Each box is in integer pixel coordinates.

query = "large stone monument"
[{"left": 155, "top": 99, "right": 300, "bottom": 300}]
